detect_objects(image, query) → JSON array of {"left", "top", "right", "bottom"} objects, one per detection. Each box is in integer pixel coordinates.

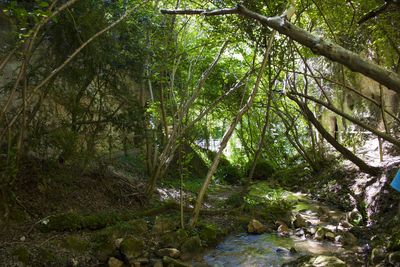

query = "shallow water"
[
  {"left": 203, "top": 233, "right": 298, "bottom": 267},
  {"left": 203, "top": 191, "right": 355, "bottom": 267}
]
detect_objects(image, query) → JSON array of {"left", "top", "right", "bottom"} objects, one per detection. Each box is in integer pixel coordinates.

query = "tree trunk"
[
  {"left": 289, "top": 95, "right": 380, "bottom": 176},
  {"left": 291, "top": 92, "right": 400, "bottom": 147},
  {"left": 190, "top": 38, "right": 272, "bottom": 227}
]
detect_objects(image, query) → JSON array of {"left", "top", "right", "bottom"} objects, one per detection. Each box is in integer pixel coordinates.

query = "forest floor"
[{"left": 1, "top": 140, "right": 400, "bottom": 266}]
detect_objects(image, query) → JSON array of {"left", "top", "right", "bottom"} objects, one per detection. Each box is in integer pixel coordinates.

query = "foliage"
[
  {"left": 244, "top": 182, "right": 295, "bottom": 221},
  {"left": 215, "top": 159, "right": 242, "bottom": 185}
]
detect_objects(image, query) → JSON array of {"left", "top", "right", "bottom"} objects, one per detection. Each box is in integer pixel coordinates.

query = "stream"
[{"left": 202, "top": 191, "right": 366, "bottom": 266}]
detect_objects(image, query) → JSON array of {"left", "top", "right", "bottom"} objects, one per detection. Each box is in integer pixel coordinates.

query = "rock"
[
  {"left": 277, "top": 225, "right": 290, "bottom": 237},
  {"left": 371, "top": 247, "right": 385, "bottom": 265},
  {"left": 153, "top": 216, "right": 178, "bottom": 234},
  {"left": 108, "top": 257, "right": 124, "bottom": 267},
  {"left": 346, "top": 209, "right": 362, "bottom": 225},
  {"left": 128, "top": 219, "right": 149, "bottom": 235},
  {"left": 114, "top": 238, "right": 124, "bottom": 249},
  {"left": 305, "top": 226, "right": 316, "bottom": 235},
  {"left": 289, "top": 247, "right": 297, "bottom": 254},
  {"left": 199, "top": 223, "right": 221, "bottom": 245},
  {"left": 163, "top": 256, "right": 191, "bottom": 267},
  {"left": 320, "top": 214, "right": 332, "bottom": 222},
  {"left": 153, "top": 260, "right": 163, "bottom": 267},
  {"left": 181, "top": 236, "right": 202, "bottom": 254},
  {"left": 247, "top": 219, "right": 268, "bottom": 234},
  {"left": 314, "top": 227, "right": 325, "bottom": 241},
  {"left": 336, "top": 231, "right": 357, "bottom": 247},
  {"left": 120, "top": 237, "right": 146, "bottom": 261},
  {"left": 339, "top": 220, "right": 352, "bottom": 229},
  {"left": 314, "top": 227, "right": 335, "bottom": 241},
  {"left": 317, "top": 206, "right": 330, "bottom": 216},
  {"left": 294, "top": 228, "right": 305, "bottom": 237},
  {"left": 388, "top": 251, "right": 400, "bottom": 265},
  {"left": 302, "top": 255, "right": 346, "bottom": 267},
  {"left": 325, "top": 231, "right": 336, "bottom": 241},
  {"left": 133, "top": 257, "right": 149, "bottom": 267},
  {"left": 294, "top": 214, "right": 307, "bottom": 228},
  {"left": 275, "top": 247, "right": 290, "bottom": 254},
  {"left": 160, "top": 229, "right": 189, "bottom": 248},
  {"left": 70, "top": 258, "right": 79, "bottom": 267},
  {"left": 156, "top": 248, "right": 181, "bottom": 259}
]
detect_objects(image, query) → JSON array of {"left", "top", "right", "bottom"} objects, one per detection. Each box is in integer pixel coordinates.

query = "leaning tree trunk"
[
  {"left": 190, "top": 36, "right": 274, "bottom": 227},
  {"left": 289, "top": 95, "right": 381, "bottom": 176},
  {"left": 291, "top": 92, "right": 400, "bottom": 148}
]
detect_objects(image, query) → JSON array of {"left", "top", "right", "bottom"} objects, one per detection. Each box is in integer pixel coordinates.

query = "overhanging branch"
[{"left": 160, "top": 5, "right": 400, "bottom": 94}]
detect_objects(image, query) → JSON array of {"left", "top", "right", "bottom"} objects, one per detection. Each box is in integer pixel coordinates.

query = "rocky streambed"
[{"left": 201, "top": 192, "right": 368, "bottom": 267}]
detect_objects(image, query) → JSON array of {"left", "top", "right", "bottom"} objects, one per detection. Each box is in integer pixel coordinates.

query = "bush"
[
  {"left": 225, "top": 192, "right": 243, "bottom": 207},
  {"left": 248, "top": 160, "right": 275, "bottom": 181},
  {"left": 216, "top": 162, "right": 242, "bottom": 185}
]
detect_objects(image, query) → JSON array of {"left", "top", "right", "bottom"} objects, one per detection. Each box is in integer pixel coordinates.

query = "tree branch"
[
  {"left": 289, "top": 91, "right": 400, "bottom": 147},
  {"left": 160, "top": 5, "right": 400, "bottom": 94}
]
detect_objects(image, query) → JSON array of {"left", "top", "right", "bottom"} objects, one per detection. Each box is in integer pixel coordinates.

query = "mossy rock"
[
  {"left": 62, "top": 235, "right": 89, "bottom": 252},
  {"left": 153, "top": 216, "right": 179, "bottom": 234},
  {"left": 40, "top": 213, "right": 82, "bottom": 232},
  {"left": 160, "top": 229, "right": 189, "bottom": 248},
  {"left": 120, "top": 236, "right": 146, "bottom": 260},
  {"left": 81, "top": 212, "right": 119, "bottom": 230},
  {"left": 198, "top": 223, "right": 222, "bottom": 246},
  {"left": 39, "top": 211, "right": 134, "bottom": 232},
  {"left": 181, "top": 235, "right": 202, "bottom": 254},
  {"left": 302, "top": 255, "right": 346, "bottom": 267},
  {"left": 126, "top": 219, "right": 148, "bottom": 235},
  {"left": 12, "top": 246, "right": 31, "bottom": 265},
  {"left": 103, "top": 219, "right": 148, "bottom": 239},
  {"left": 90, "top": 231, "right": 117, "bottom": 262}
]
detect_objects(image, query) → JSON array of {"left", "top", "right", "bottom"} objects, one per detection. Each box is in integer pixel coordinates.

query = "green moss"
[
  {"left": 198, "top": 223, "right": 221, "bottom": 246},
  {"left": 181, "top": 235, "right": 202, "bottom": 254},
  {"left": 120, "top": 236, "right": 145, "bottom": 259},
  {"left": 225, "top": 192, "right": 243, "bottom": 207},
  {"left": 160, "top": 228, "right": 189, "bottom": 248},
  {"left": 62, "top": 236, "right": 89, "bottom": 252},
  {"left": 38, "top": 210, "right": 139, "bottom": 232},
  {"left": 40, "top": 213, "right": 82, "bottom": 232},
  {"left": 36, "top": 248, "right": 57, "bottom": 264},
  {"left": 12, "top": 246, "right": 30, "bottom": 265},
  {"left": 90, "top": 231, "right": 116, "bottom": 262},
  {"left": 244, "top": 182, "right": 294, "bottom": 223},
  {"left": 81, "top": 211, "right": 121, "bottom": 230}
]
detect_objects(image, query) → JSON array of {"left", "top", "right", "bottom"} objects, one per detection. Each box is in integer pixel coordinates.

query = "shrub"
[{"left": 248, "top": 160, "right": 275, "bottom": 181}]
